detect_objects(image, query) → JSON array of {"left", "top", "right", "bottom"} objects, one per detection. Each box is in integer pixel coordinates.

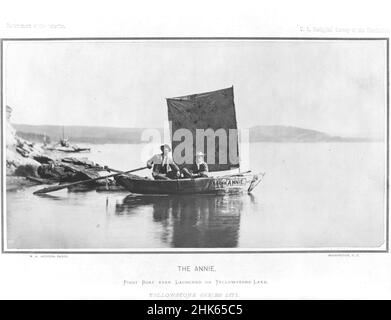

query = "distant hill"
[
  {"left": 249, "top": 125, "right": 342, "bottom": 142},
  {"left": 15, "top": 131, "right": 52, "bottom": 144},
  {"left": 13, "top": 124, "right": 377, "bottom": 144},
  {"left": 248, "top": 125, "right": 379, "bottom": 142},
  {"left": 14, "top": 124, "right": 145, "bottom": 144}
]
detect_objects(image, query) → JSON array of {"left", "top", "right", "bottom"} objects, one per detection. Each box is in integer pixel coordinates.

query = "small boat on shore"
[
  {"left": 44, "top": 145, "right": 91, "bottom": 153},
  {"left": 43, "top": 127, "right": 91, "bottom": 153},
  {"left": 116, "top": 86, "right": 265, "bottom": 195}
]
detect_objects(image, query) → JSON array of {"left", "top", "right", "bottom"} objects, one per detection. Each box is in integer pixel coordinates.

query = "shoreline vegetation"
[{"left": 14, "top": 124, "right": 382, "bottom": 144}]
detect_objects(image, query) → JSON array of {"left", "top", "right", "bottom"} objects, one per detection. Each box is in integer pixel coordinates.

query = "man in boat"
[
  {"left": 182, "top": 151, "right": 209, "bottom": 179},
  {"left": 147, "top": 144, "right": 180, "bottom": 180},
  {"left": 60, "top": 138, "right": 70, "bottom": 147}
]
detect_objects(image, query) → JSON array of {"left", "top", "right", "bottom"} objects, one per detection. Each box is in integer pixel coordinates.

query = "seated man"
[
  {"left": 182, "top": 151, "right": 209, "bottom": 179},
  {"left": 147, "top": 144, "right": 180, "bottom": 180}
]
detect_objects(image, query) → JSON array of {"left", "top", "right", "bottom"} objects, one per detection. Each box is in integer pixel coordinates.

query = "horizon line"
[{"left": 11, "top": 122, "right": 384, "bottom": 140}]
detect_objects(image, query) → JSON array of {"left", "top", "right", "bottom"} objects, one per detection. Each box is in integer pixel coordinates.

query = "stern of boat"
[{"left": 247, "top": 172, "right": 265, "bottom": 193}]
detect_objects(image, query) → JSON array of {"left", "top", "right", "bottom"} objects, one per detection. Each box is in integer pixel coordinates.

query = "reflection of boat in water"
[
  {"left": 116, "top": 87, "right": 264, "bottom": 195},
  {"left": 115, "top": 194, "right": 247, "bottom": 247}
]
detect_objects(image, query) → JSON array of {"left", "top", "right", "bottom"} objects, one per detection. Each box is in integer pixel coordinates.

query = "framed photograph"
[
  {"left": 2, "top": 38, "right": 388, "bottom": 254},
  {"left": 1, "top": 0, "right": 390, "bottom": 300}
]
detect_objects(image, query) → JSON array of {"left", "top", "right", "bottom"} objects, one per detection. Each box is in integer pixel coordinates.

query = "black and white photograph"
[
  {"left": 2, "top": 38, "right": 387, "bottom": 252},
  {"left": 1, "top": 0, "right": 391, "bottom": 302}
]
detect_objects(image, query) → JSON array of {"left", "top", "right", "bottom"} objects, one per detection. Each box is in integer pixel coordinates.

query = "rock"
[
  {"left": 14, "top": 164, "right": 39, "bottom": 177},
  {"left": 6, "top": 149, "right": 42, "bottom": 176},
  {"left": 26, "top": 176, "right": 56, "bottom": 185},
  {"left": 37, "top": 163, "right": 72, "bottom": 181},
  {"left": 61, "top": 157, "right": 94, "bottom": 166},
  {"left": 33, "top": 155, "right": 54, "bottom": 164},
  {"left": 5, "top": 120, "right": 17, "bottom": 147},
  {"left": 6, "top": 106, "right": 47, "bottom": 178},
  {"left": 6, "top": 176, "right": 39, "bottom": 192},
  {"left": 67, "top": 184, "right": 96, "bottom": 192},
  {"left": 96, "top": 185, "right": 125, "bottom": 192},
  {"left": 16, "top": 146, "right": 30, "bottom": 157},
  {"left": 5, "top": 106, "right": 114, "bottom": 191}
]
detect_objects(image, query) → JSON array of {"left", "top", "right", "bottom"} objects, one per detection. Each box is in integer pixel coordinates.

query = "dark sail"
[{"left": 166, "top": 86, "right": 239, "bottom": 172}]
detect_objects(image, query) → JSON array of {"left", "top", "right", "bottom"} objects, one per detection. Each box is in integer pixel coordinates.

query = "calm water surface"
[{"left": 6, "top": 142, "right": 386, "bottom": 249}]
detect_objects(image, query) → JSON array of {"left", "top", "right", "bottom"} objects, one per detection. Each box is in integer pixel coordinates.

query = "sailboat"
[
  {"left": 43, "top": 126, "right": 91, "bottom": 153},
  {"left": 116, "top": 87, "right": 264, "bottom": 195}
]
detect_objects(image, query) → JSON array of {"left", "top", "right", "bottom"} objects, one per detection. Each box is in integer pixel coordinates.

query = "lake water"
[{"left": 5, "top": 142, "right": 386, "bottom": 250}]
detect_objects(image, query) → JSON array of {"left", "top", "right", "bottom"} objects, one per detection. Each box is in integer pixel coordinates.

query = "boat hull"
[
  {"left": 43, "top": 146, "right": 91, "bottom": 153},
  {"left": 116, "top": 172, "right": 264, "bottom": 195}
]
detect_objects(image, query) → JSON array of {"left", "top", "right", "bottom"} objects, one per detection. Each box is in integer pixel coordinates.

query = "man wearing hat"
[
  {"left": 182, "top": 151, "right": 209, "bottom": 179},
  {"left": 147, "top": 144, "right": 180, "bottom": 180}
]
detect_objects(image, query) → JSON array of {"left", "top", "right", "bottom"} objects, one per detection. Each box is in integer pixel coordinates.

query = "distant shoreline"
[{"left": 13, "top": 123, "right": 383, "bottom": 144}]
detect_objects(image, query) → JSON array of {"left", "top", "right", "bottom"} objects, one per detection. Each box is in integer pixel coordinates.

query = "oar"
[
  {"left": 104, "top": 166, "right": 123, "bottom": 173},
  {"left": 33, "top": 166, "right": 148, "bottom": 195}
]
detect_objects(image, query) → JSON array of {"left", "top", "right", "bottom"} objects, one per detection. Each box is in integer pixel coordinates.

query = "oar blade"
[{"left": 33, "top": 184, "right": 66, "bottom": 195}]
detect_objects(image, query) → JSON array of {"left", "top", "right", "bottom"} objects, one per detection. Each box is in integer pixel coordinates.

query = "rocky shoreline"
[{"left": 6, "top": 107, "right": 124, "bottom": 193}]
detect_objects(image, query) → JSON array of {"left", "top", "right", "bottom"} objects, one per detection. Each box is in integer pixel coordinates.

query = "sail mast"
[{"left": 231, "top": 85, "right": 241, "bottom": 172}]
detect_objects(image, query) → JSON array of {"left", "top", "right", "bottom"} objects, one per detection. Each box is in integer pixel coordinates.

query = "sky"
[{"left": 4, "top": 39, "right": 387, "bottom": 138}]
